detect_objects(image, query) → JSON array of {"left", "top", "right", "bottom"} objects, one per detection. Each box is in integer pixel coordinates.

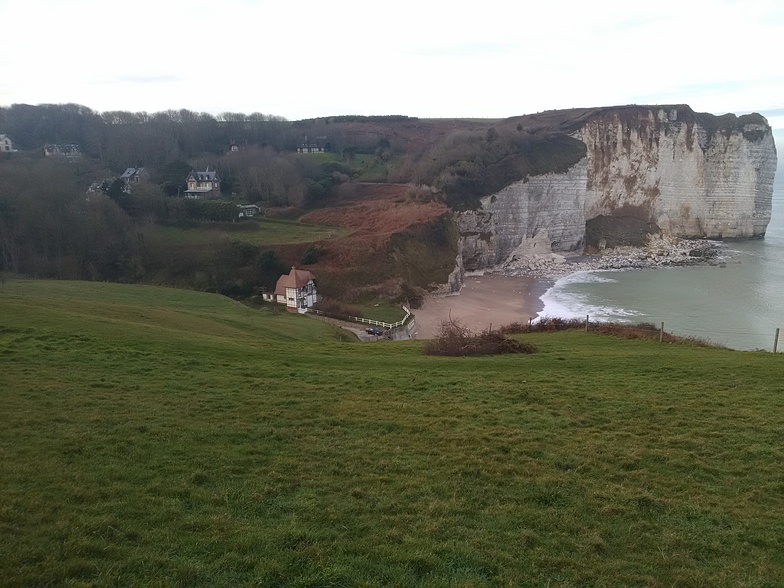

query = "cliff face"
[{"left": 457, "top": 106, "right": 777, "bottom": 270}]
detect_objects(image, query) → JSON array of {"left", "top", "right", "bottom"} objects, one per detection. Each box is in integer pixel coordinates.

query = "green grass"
[
  {"left": 146, "top": 217, "right": 347, "bottom": 247},
  {"left": 296, "top": 152, "right": 342, "bottom": 164},
  {"left": 2, "top": 279, "right": 784, "bottom": 586},
  {"left": 355, "top": 155, "right": 398, "bottom": 182},
  {"left": 353, "top": 301, "right": 408, "bottom": 323}
]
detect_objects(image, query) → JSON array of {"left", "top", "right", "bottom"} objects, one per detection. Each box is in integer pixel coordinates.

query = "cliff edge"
[{"left": 457, "top": 105, "right": 777, "bottom": 270}]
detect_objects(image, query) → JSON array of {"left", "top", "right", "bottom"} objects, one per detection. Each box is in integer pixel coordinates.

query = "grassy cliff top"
[{"left": 2, "top": 279, "right": 784, "bottom": 585}]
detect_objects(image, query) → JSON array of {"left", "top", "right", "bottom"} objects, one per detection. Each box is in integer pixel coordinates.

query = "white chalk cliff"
[{"left": 457, "top": 106, "right": 777, "bottom": 270}]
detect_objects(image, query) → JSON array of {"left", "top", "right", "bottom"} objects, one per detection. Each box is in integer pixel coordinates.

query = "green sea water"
[{"left": 540, "top": 182, "right": 784, "bottom": 351}]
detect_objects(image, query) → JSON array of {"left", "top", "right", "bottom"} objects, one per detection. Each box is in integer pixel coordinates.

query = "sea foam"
[{"left": 538, "top": 270, "right": 642, "bottom": 322}]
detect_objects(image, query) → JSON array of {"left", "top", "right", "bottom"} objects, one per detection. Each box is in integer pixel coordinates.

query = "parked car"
[{"left": 366, "top": 327, "right": 384, "bottom": 336}]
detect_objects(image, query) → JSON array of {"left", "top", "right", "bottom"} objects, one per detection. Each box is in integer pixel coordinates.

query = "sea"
[{"left": 539, "top": 178, "right": 784, "bottom": 351}]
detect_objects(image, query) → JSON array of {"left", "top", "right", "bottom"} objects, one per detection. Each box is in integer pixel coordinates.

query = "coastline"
[
  {"left": 413, "top": 237, "right": 727, "bottom": 340},
  {"left": 500, "top": 236, "right": 725, "bottom": 279},
  {"left": 412, "top": 273, "right": 551, "bottom": 339}
]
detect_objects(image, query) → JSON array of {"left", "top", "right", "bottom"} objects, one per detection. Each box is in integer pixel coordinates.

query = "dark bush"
[
  {"left": 423, "top": 320, "right": 537, "bottom": 357},
  {"left": 311, "top": 298, "right": 363, "bottom": 320},
  {"left": 300, "top": 244, "right": 325, "bottom": 265},
  {"left": 497, "top": 321, "right": 530, "bottom": 335},
  {"left": 398, "top": 282, "right": 426, "bottom": 309}
]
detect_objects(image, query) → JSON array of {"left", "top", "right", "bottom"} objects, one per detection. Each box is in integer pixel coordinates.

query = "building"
[
  {"left": 237, "top": 204, "right": 261, "bottom": 218},
  {"left": 119, "top": 167, "right": 150, "bottom": 186},
  {"left": 297, "top": 135, "right": 326, "bottom": 154},
  {"left": 0, "top": 134, "right": 17, "bottom": 153},
  {"left": 263, "top": 267, "right": 318, "bottom": 313},
  {"left": 184, "top": 168, "right": 221, "bottom": 199}
]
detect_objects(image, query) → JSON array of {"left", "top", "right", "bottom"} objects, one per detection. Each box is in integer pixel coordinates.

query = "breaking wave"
[{"left": 538, "top": 270, "right": 642, "bottom": 322}]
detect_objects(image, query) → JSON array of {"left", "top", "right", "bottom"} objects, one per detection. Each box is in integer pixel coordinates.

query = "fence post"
[
  {"left": 585, "top": 315, "right": 589, "bottom": 332},
  {"left": 659, "top": 322, "right": 664, "bottom": 343},
  {"left": 775, "top": 328, "right": 780, "bottom": 353}
]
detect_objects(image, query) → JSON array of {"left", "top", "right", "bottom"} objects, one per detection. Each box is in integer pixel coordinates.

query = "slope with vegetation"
[
  {"left": 0, "top": 102, "right": 763, "bottom": 303},
  {"left": 2, "top": 279, "right": 784, "bottom": 586}
]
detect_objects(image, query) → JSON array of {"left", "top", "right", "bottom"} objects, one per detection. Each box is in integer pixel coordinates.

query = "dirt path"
[{"left": 412, "top": 273, "right": 551, "bottom": 339}]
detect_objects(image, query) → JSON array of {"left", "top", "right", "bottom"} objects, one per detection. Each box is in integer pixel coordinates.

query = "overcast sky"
[{"left": 1, "top": 0, "right": 783, "bottom": 130}]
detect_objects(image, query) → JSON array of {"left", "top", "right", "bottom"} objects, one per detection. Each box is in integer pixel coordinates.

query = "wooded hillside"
[{"left": 0, "top": 103, "right": 599, "bottom": 299}]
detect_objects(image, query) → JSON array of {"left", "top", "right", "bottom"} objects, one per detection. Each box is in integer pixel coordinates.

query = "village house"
[
  {"left": 297, "top": 135, "right": 326, "bottom": 154},
  {"left": 0, "top": 134, "right": 17, "bottom": 153},
  {"left": 237, "top": 204, "right": 261, "bottom": 218},
  {"left": 184, "top": 168, "right": 221, "bottom": 199},
  {"left": 263, "top": 267, "right": 318, "bottom": 313},
  {"left": 119, "top": 167, "right": 150, "bottom": 186}
]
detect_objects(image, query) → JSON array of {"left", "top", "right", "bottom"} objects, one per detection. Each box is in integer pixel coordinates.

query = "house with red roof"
[{"left": 263, "top": 267, "right": 318, "bottom": 313}]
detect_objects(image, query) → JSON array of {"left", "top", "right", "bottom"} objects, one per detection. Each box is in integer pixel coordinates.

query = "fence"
[
  {"left": 531, "top": 315, "right": 784, "bottom": 353},
  {"left": 309, "top": 305, "right": 412, "bottom": 330}
]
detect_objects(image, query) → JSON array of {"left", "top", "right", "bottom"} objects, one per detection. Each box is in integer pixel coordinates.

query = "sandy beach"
[{"left": 412, "top": 273, "right": 551, "bottom": 339}]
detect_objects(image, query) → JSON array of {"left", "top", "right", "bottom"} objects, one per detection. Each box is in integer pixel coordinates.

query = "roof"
[
  {"left": 120, "top": 167, "right": 149, "bottom": 179},
  {"left": 274, "top": 267, "right": 316, "bottom": 297},
  {"left": 188, "top": 167, "right": 220, "bottom": 182}
]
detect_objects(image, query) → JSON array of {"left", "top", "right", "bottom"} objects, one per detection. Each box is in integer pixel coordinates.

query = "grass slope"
[
  {"left": 2, "top": 280, "right": 784, "bottom": 586},
  {"left": 146, "top": 218, "right": 347, "bottom": 247}
]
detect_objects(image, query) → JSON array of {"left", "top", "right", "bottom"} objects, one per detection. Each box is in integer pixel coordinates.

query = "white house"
[
  {"left": 0, "top": 134, "right": 16, "bottom": 153},
  {"left": 184, "top": 168, "right": 221, "bottom": 199},
  {"left": 263, "top": 267, "right": 318, "bottom": 313}
]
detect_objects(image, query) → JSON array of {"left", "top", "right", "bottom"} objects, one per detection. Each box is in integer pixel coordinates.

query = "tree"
[
  {"left": 158, "top": 160, "right": 192, "bottom": 196},
  {"left": 342, "top": 146, "right": 358, "bottom": 164},
  {"left": 103, "top": 178, "right": 127, "bottom": 199}
]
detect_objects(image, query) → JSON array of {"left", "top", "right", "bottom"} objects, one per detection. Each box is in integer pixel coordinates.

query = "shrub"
[
  {"left": 423, "top": 320, "right": 537, "bottom": 357},
  {"left": 591, "top": 322, "right": 721, "bottom": 347},
  {"left": 263, "top": 206, "right": 302, "bottom": 219},
  {"left": 498, "top": 317, "right": 585, "bottom": 333},
  {"left": 300, "top": 245, "right": 325, "bottom": 266},
  {"left": 397, "top": 282, "right": 426, "bottom": 309},
  {"left": 497, "top": 321, "right": 531, "bottom": 335},
  {"left": 497, "top": 317, "right": 722, "bottom": 348},
  {"left": 533, "top": 317, "right": 585, "bottom": 332},
  {"left": 311, "top": 298, "right": 363, "bottom": 320}
]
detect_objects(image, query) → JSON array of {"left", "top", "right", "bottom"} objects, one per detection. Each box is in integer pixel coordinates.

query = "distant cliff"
[{"left": 457, "top": 105, "right": 777, "bottom": 270}]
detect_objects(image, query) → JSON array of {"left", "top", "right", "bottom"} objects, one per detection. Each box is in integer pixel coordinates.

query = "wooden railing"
[{"left": 309, "top": 305, "right": 412, "bottom": 329}]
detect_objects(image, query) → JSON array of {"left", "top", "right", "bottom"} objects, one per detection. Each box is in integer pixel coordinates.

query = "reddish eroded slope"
[
  {"left": 301, "top": 183, "right": 448, "bottom": 252},
  {"left": 294, "top": 183, "right": 455, "bottom": 296}
]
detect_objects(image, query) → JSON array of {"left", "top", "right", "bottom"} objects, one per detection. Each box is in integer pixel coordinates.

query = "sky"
[{"left": 1, "top": 0, "right": 783, "bottom": 131}]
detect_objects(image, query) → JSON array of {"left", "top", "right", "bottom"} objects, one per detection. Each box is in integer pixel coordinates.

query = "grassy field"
[
  {"left": 145, "top": 217, "right": 347, "bottom": 247},
  {"left": 296, "top": 152, "right": 342, "bottom": 165},
  {"left": 354, "top": 154, "right": 397, "bottom": 183},
  {"left": 2, "top": 279, "right": 784, "bottom": 586},
  {"left": 352, "top": 301, "right": 408, "bottom": 323}
]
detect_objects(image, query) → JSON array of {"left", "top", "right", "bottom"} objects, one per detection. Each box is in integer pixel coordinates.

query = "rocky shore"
[{"left": 498, "top": 234, "right": 726, "bottom": 279}]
